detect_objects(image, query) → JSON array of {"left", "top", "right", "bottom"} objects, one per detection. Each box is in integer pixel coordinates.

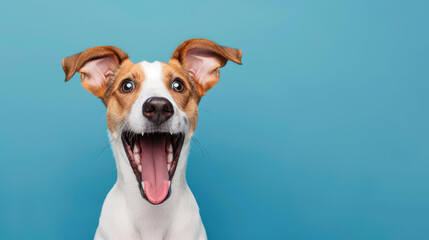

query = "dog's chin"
[{"left": 121, "top": 131, "right": 184, "bottom": 205}]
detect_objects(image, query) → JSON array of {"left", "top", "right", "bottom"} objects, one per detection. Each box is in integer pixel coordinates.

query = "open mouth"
[{"left": 121, "top": 131, "right": 184, "bottom": 204}]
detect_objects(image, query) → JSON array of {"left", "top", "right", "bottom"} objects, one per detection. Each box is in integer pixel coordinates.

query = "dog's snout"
[{"left": 142, "top": 97, "right": 174, "bottom": 125}]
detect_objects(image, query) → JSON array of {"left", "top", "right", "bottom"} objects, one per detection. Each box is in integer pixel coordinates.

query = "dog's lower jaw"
[{"left": 94, "top": 132, "right": 207, "bottom": 240}]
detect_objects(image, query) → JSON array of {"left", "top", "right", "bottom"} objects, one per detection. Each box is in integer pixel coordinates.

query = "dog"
[{"left": 62, "top": 39, "right": 242, "bottom": 239}]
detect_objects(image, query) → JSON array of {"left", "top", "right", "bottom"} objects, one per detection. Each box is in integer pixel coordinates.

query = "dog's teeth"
[
  {"left": 138, "top": 165, "right": 142, "bottom": 172},
  {"left": 133, "top": 143, "right": 140, "bottom": 153},
  {"left": 141, "top": 181, "right": 145, "bottom": 191},
  {"left": 167, "top": 153, "right": 173, "bottom": 163},
  {"left": 134, "top": 153, "right": 140, "bottom": 164},
  {"left": 167, "top": 163, "right": 171, "bottom": 171},
  {"left": 168, "top": 144, "right": 173, "bottom": 153}
]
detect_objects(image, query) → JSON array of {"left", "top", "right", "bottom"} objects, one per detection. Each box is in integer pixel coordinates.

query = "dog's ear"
[
  {"left": 62, "top": 46, "right": 129, "bottom": 98},
  {"left": 170, "top": 39, "right": 242, "bottom": 96}
]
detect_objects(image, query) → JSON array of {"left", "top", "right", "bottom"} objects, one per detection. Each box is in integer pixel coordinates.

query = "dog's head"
[{"left": 62, "top": 39, "right": 242, "bottom": 204}]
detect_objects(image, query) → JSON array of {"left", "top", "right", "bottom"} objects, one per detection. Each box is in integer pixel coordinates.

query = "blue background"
[{"left": 1, "top": 0, "right": 428, "bottom": 239}]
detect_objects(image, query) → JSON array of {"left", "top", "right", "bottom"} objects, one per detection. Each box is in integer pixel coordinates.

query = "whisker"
[
  {"left": 198, "top": 108, "right": 212, "bottom": 114},
  {"left": 93, "top": 118, "right": 130, "bottom": 161},
  {"left": 94, "top": 138, "right": 114, "bottom": 161},
  {"left": 191, "top": 137, "right": 210, "bottom": 163}
]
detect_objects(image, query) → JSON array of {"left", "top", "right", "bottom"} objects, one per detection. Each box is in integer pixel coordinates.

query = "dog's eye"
[
  {"left": 171, "top": 78, "right": 185, "bottom": 93},
  {"left": 120, "top": 79, "right": 135, "bottom": 93}
]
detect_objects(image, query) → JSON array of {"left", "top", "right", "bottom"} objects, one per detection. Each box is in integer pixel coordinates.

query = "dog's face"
[{"left": 62, "top": 39, "right": 241, "bottom": 204}]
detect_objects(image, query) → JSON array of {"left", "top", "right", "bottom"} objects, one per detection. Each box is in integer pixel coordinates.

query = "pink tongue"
[{"left": 140, "top": 135, "right": 169, "bottom": 204}]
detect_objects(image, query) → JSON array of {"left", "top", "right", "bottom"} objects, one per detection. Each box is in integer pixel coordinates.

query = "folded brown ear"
[
  {"left": 62, "top": 52, "right": 83, "bottom": 82},
  {"left": 62, "top": 46, "right": 129, "bottom": 98},
  {"left": 170, "top": 39, "right": 242, "bottom": 96}
]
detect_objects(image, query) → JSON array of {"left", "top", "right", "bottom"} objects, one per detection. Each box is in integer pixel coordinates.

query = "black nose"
[{"left": 142, "top": 97, "right": 174, "bottom": 125}]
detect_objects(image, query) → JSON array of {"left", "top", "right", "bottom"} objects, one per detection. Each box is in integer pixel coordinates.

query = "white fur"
[{"left": 94, "top": 61, "right": 207, "bottom": 240}]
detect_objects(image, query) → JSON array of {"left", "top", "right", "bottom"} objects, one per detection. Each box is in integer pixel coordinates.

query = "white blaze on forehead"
[
  {"left": 136, "top": 60, "right": 175, "bottom": 110},
  {"left": 138, "top": 61, "right": 171, "bottom": 99}
]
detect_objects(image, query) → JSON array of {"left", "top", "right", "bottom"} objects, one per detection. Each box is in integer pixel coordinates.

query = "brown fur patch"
[
  {"left": 105, "top": 61, "right": 146, "bottom": 134},
  {"left": 162, "top": 61, "right": 201, "bottom": 133}
]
